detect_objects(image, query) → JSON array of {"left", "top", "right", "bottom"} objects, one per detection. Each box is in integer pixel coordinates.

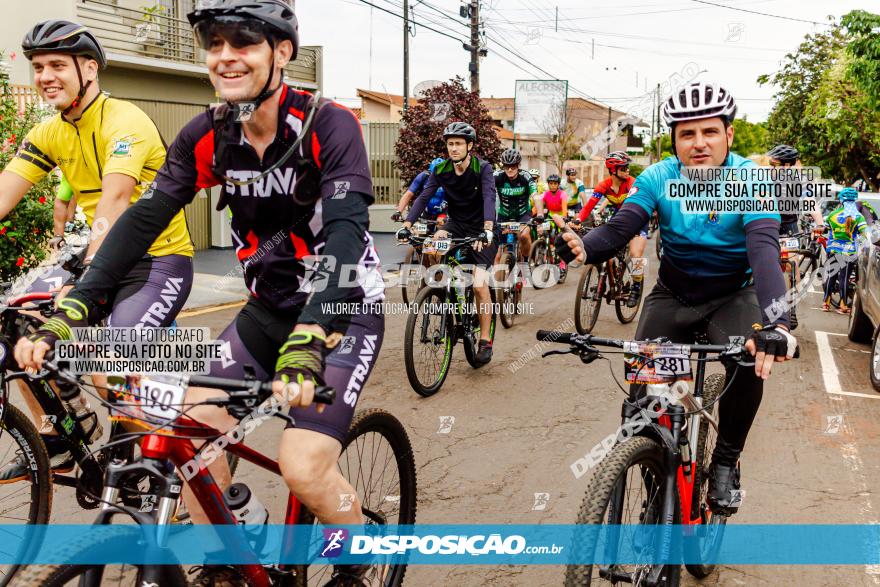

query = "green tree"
[
  {"left": 0, "top": 53, "right": 55, "bottom": 280},
  {"left": 759, "top": 19, "right": 880, "bottom": 190},
  {"left": 395, "top": 77, "right": 503, "bottom": 186},
  {"left": 731, "top": 117, "right": 770, "bottom": 157},
  {"left": 646, "top": 133, "right": 673, "bottom": 161},
  {"left": 841, "top": 10, "right": 880, "bottom": 107}
]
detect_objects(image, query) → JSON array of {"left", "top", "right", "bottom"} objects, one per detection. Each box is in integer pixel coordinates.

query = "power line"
[
  {"left": 353, "top": 0, "right": 469, "bottom": 44},
  {"left": 687, "top": 0, "right": 831, "bottom": 26}
]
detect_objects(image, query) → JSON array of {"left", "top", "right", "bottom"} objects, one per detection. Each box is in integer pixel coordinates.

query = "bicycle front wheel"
[
  {"left": 614, "top": 256, "right": 642, "bottom": 324},
  {"left": 496, "top": 251, "right": 517, "bottom": 329},
  {"left": 294, "top": 409, "right": 418, "bottom": 587},
  {"left": 400, "top": 246, "right": 424, "bottom": 305},
  {"left": 403, "top": 287, "right": 453, "bottom": 397},
  {"left": 685, "top": 373, "right": 728, "bottom": 579},
  {"left": 564, "top": 436, "right": 681, "bottom": 587}
]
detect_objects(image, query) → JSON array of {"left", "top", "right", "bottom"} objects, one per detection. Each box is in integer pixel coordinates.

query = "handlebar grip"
[
  {"left": 314, "top": 385, "right": 336, "bottom": 405},
  {"left": 536, "top": 330, "right": 575, "bottom": 345}
]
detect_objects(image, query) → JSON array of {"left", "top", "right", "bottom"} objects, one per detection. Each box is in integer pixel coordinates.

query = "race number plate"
[
  {"left": 432, "top": 239, "right": 451, "bottom": 253},
  {"left": 541, "top": 221, "right": 552, "bottom": 231},
  {"left": 134, "top": 377, "right": 186, "bottom": 424},
  {"left": 502, "top": 223, "right": 521, "bottom": 232},
  {"left": 412, "top": 222, "right": 428, "bottom": 235},
  {"left": 623, "top": 342, "right": 693, "bottom": 384},
  {"left": 785, "top": 237, "right": 799, "bottom": 250}
]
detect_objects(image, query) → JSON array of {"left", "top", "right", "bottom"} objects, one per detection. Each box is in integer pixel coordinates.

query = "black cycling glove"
[{"left": 749, "top": 324, "right": 799, "bottom": 359}]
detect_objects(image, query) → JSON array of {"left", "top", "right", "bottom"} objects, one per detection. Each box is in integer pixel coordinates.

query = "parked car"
[{"left": 848, "top": 225, "right": 880, "bottom": 391}]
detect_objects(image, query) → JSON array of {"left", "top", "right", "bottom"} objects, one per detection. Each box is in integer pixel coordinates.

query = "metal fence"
[
  {"left": 361, "top": 121, "right": 402, "bottom": 205},
  {"left": 76, "top": 0, "right": 318, "bottom": 86}
]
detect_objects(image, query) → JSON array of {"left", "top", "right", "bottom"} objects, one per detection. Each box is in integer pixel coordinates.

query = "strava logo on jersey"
[{"left": 223, "top": 168, "right": 296, "bottom": 198}]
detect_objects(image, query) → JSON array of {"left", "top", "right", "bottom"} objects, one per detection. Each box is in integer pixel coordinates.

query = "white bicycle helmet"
[{"left": 662, "top": 81, "right": 737, "bottom": 126}]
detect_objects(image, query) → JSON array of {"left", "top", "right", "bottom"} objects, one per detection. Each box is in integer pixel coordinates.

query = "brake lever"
[{"left": 542, "top": 348, "right": 575, "bottom": 359}]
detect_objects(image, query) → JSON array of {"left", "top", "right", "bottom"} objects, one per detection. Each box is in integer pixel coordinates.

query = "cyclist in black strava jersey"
[
  {"left": 557, "top": 81, "right": 799, "bottom": 515},
  {"left": 397, "top": 121, "right": 497, "bottom": 364},
  {"left": 494, "top": 148, "right": 536, "bottom": 263},
  {"left": 15, "top": 2, "right": 384, "bottom": 584}
]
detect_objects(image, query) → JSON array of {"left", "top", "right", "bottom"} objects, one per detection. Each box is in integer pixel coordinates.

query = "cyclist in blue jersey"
[
  {"left": 556, "top": 81, "right": 799, "bottom": 515},
  {"left": 392, "top": 157, "right": 446, "bottom": 222}
]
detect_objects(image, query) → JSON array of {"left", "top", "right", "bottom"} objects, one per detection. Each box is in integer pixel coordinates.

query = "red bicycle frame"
[{"left": 139, "top": 418, "right": 306, "bottom": 587}]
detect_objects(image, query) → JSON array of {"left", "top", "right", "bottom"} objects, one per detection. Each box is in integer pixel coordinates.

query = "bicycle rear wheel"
[
  {"left": 564, "top": 436, "right": 681, "bottom": 587},
  {"left": 403, "top": 288, "right": 453, "bottom": 397},
  {"left": 294, "top": 409, "right": 417, "bottom": 587},
  {"left": 574, "top": 265, "right": 603, "bottom": 335},
  {"left": 529, "top": 240, "right": 550, "bottom": 289},
  {"left": 463, "top": 288, "right": 496, "bottom": 369},
  {"left": 684, "top": 373, "right": 728, "bottom": 579}
]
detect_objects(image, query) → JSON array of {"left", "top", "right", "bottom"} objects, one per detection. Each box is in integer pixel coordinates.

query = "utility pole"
[
  {"left": 650, "top": 90, "right": 656, "bottom": 163},
  {"left": 655, "top": 83, "right": 662, "bottom": 160},
  {"left": 555, "top": 6, "right": 558, "bottom": 32},
  {"left": 607, "top": 105, "right": 612, "bottom": 155},
  {"left": 403, "top": 0, "right": 410, "bottom": 112},
  {"left": 469, "top": 0, "right": 480, "bottom": 94}
]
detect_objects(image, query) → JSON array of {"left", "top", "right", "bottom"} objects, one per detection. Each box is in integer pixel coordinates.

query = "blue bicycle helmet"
[
  {"left": 839, "top": 187, "right": 858, "bottom": 202},
  {"left": 429, "top": 157, "right": 444, "bottom": 173},
  {"left": 426, "top": 187, "right": 446, "bottom": 215}
]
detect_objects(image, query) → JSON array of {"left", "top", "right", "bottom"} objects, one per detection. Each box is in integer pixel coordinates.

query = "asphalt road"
[{"left": 32, "top": 240, "right": 880, "bottom": 586}]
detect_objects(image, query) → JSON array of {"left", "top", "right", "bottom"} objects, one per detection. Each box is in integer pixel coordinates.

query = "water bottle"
[
  {"left": 224, "top": 483, "right": 269, "bottom": 552},
  {"left": 58, "top": 385, "right": 103, "bottom": 443}
]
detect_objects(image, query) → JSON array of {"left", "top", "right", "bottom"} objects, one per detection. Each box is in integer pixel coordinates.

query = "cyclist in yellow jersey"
[{"left": 0, "top": 21, "right": 194, "bottom": 481}]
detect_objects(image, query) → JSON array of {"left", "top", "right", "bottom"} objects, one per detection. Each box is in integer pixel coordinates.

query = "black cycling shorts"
[
  {"left": 207, "top": 297, "right": 385, "bottom": 444},
  {"left": 23, "top": 255, "right": 193, "bottom": 328},
  {"left": 444, "top": 221, "right": 499, "bottom": 269}
]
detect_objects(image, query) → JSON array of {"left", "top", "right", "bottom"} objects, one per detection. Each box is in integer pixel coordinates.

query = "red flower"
[
  {"left": 0, "top": 227, "right": 6, "bottom": 235},
  {"left": 15, "top": 257, "right": 24, "bottom": 267},
  {"left": 33, "top": 228, "right": 39, "bottom": 234},
  {"left": 38, "top": 196, "right": 46, "bottom": 204},
  {"left": 10, "top": 52, "right": 15, "bottom": 61},
  {"left": 10, "top": 134, "right": 16, "bottom": 142}
]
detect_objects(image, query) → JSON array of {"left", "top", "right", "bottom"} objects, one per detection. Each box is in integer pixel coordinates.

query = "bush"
[
  {"left": 395, "top": 77, "right": 503, "bottom": 186},
  {"left": 0, "top": 54, "right": 55, "bottom": 281}
]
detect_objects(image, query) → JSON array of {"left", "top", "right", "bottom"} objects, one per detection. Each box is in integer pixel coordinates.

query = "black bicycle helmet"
[
  {"left": 22, "top": 20, "right": 107, "bottom": 68},
  {"left": 188, "top": 0, "right": 298, "bottom": 116},
  {"left": 767, "top": 144, "right": 799, "bottom": 164},
  {"left": 442, "top": 121, "right": 476, "bottom": 143},
  {"left": 188, "top": 0, "right": 298, "bottom": 58},
  {"left": 547, "top": 174, "right": 561, "bottom": 182},
  {"left": 500, "top": 148, "right": 522, "bottom": 166}
]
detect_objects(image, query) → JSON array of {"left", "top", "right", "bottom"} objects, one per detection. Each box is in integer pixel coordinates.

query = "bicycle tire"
[
  {"left": 400, "top": 246, "right": 424, "bottom": 306},
  {"left": 529, "top": 240, "right": 550, "bottom": 290},
  {"left": 564, "top": 436, "right": 681, "bottom": 586},
  {"left": 0, "top": 403, "right": 52, "bottom": 587},
  {"left": 614, "top": 256, "right": 641, "bottom": 324},
  {"left": 574, "top": 265, "right": 603, "bottom": 335},
  {"left": 497, "top": 252, "right": 516, "bottom": 329},
  {"left": 9, "top": 529, "right": 187, "bottom": 587},
  {"left": 293, "top": 409, "right": 418, "bottom": 587},
  {"left": 684, "top": 373, "right": 727, "bottom": 579},
  {"left": 403, "top": 287, "right": 453, "bottom": 397},
  {"left": 463, "top": 288, "right": 496, "bottom": 369}
]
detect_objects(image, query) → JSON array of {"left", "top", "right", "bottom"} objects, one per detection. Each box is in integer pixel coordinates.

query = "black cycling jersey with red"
[{"left": 69, "top": 86, "right": 384, "bottom": 331}]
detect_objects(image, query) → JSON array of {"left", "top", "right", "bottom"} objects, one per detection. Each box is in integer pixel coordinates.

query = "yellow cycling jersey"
[{"left": 6, "top": 93, "right": 192, "bottom": 258}]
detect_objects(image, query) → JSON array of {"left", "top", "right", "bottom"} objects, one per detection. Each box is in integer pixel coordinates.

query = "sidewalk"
[{"left": 185, "top": 234, "right": 407, "bottom": 311}]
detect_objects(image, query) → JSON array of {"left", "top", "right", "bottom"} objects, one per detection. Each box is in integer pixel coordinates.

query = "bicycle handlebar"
[
  {"left": 535, "top": 330, "right": 748, "bottom": 358},
  {"left": 190, "top": 374, "right": 336, "bottom": 406}
]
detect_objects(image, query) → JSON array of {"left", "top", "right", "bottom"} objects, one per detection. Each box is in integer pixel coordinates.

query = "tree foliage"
[
  {"left": 540, "top": 100, "right": 584, "bottom": 173},
  {"left": 0, "top": 54, "right": 55, "bottom": 280},
  {"left": 395, "top": 77, "right": 503, "bottom": 186},
  {"left": 758, "top": 13, "right": 880, "bottom": 190},
  {"left": 730, "top": 118, "right": 770, "bottom": 157},
  {"left": 841, "top": 10, "right": 880, "bottom": 108}
]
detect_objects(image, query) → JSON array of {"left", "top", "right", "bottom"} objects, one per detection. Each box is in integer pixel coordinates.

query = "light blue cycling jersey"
[{"left": 625, "top": 154, "right": 780, "bottom": 278}]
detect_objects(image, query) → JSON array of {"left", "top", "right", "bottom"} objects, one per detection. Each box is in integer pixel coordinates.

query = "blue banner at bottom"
[{"left": 1, "top": 524, "right": 880, "bottom": 565}]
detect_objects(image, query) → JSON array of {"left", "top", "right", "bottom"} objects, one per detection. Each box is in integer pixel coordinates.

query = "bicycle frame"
[{"left": 92, "top": 418, "right": 298, "bottom": 587}]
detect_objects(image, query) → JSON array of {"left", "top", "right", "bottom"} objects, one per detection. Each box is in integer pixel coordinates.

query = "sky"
[{"left": 296, "top": 0, "right": 873, "bottom": 123}]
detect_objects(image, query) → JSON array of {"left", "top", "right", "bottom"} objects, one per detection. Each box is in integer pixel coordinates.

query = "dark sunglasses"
[{"left": 194, "top": 16, "right": 272, "bottom": 50}]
